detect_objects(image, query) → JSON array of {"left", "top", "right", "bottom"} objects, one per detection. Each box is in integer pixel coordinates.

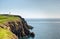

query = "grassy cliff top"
[
  {"left": 0, "top": 27, "right": 18, "bottom": 39},
  {"left": 0, "top": 14, "right": 21, "bottom": 23},
  {"left": 0, "top": 14, "right": 20, "bottom": 39}
]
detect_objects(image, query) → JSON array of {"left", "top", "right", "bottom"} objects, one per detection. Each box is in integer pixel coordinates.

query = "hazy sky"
[{"left": 0, "top": 0, "right": 60, "bottom": 18}]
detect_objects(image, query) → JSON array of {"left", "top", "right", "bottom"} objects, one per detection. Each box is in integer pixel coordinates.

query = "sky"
[{"left": 0, "top": 0, "right": 60, "bottom": 18}]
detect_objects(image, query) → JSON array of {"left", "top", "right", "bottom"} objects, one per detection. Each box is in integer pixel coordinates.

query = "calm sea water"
[{"left": 25, "top": 19, "right": 60, "bottom": 39}]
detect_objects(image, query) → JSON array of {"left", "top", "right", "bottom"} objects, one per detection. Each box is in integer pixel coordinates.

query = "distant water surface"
[{"left": 24, "top": 19, "right": 60, "bottom": 39}]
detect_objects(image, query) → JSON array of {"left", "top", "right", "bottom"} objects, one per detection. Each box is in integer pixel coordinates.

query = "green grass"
[
  {"left": 0, "top": 14, "right": 19, "bottom": 39},
  {"left": 0, "top": 27, "right": 16, "bottom": 39},
  {"left": 0, "top": 14, "right": 21, "bottom": 23}
]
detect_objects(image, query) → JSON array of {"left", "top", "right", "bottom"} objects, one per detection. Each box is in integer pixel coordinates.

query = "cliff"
[
  {"left": 0, "top": 27, "right": 18, "bottom": 39},
  {"left": 0, "top": 14, "right": 35, "bottom": 39}
]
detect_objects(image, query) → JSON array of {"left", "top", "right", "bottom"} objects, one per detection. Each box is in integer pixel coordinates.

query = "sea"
[{"left": 24, "top": 19, "right": 60, "bottom": 39}]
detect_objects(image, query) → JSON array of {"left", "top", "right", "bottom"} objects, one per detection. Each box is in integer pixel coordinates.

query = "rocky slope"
[{"left": 0, "top": 14, "right": 35, "bottom": 39}]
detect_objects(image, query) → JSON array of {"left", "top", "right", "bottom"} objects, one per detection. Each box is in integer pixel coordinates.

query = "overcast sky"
[{"left": 0, "top": 0, "right": 60, "bottom": 18}]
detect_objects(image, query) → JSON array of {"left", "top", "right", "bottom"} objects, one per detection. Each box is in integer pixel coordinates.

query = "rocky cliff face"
[{"left": 0, "top": 14, "right": 35, "bottom": 39}]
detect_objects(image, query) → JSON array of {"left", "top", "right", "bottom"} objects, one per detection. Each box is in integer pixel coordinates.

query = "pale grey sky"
[{"left": 0, "top": 0, "right": 60, "bottom": 18}]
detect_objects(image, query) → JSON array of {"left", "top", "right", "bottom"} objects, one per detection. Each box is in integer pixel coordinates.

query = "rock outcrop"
[{"left": 0, "top": 14, "right": 35, "bottom": 39}]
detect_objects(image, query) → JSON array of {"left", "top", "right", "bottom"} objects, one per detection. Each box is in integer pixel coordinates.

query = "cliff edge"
[{"left": 0, "top": 14, "right": 35, "bottom": 39}]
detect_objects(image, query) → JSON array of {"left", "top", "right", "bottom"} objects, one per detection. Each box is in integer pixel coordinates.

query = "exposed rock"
[
  {"left": 0, "top": 14, "right": 35, "bottom": 39},
  {"left": 30, "top": 32, "right": 35, "bottom": 38}
]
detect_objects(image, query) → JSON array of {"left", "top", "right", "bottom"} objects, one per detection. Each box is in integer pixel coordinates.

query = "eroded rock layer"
[{"left": 0, "top": 14, "right": 35, "bottom": 39}]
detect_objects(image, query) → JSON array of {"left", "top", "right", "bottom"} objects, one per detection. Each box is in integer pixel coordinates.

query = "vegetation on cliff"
[
  {"left": 0, "top": 14, "right": 35, "bottom": 39},
  {"left": 0, "top": 27, "right": 18, "bottom": 39}
]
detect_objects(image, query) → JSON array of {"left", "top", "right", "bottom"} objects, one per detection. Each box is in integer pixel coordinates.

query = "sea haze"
[{"left": 25, "top": 19, "right": 60, "bottom": 39}]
